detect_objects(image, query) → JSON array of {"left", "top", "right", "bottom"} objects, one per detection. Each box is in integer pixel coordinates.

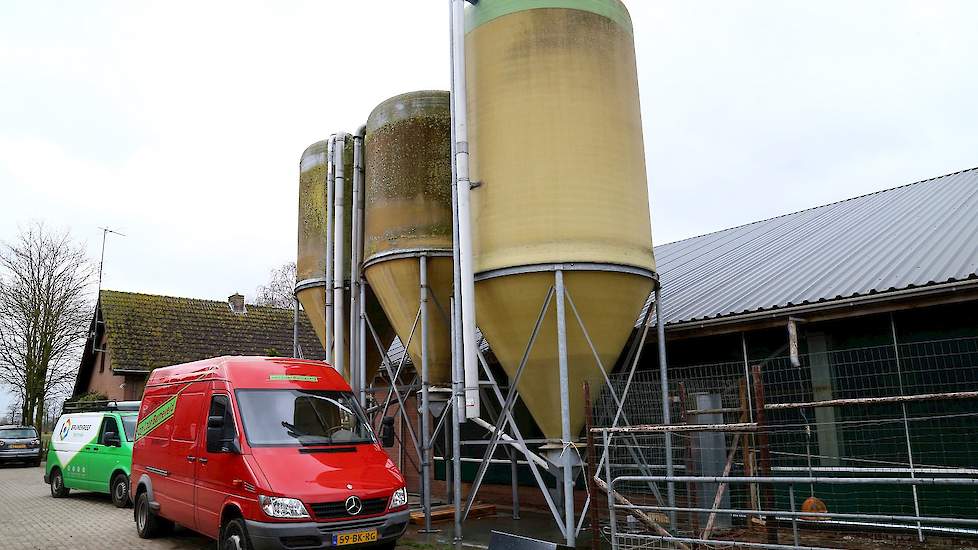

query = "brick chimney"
[{"left": 228, "top": 293, "right": 247, "bottom": 314}]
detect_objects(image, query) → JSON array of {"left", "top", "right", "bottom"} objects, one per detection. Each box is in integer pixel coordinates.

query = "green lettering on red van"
[
  {"left": 269, "top": 374, "right": 318, "bottom": 382},
  {"left": 135, "top": 395, "right": 177, "bottom": 440}
]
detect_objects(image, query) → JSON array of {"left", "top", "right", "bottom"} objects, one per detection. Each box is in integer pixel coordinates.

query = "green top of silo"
[{"left": 465, "top": 0, "right": 633, "bottom": 34}]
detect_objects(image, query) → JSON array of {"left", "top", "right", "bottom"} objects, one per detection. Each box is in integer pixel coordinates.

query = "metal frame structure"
[
  {"left": 287, "top": 3, "right": 671, "bottom": 547},
  {"left": 604, "top": 473, "right": 978, "bottom": 550},
  {"left": 357, "top": 250, "right": 456, "bottom": 534},
  {"left": 587, "top": 352, "right": 978, "bottom": 550},
  {"left": 454, "top": 265, "right": 661, "bottom": 547}
]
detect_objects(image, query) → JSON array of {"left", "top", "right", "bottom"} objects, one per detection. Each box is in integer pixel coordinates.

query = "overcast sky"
[{"left": 2, "top": 1, "right": 977, "bottom": 412}]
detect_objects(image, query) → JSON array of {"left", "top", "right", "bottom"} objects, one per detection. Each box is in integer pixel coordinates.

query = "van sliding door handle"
[
  {"left": 186, "top": 455, "right": 196, "bottom": 462},
  {"left": 198, "top": 457, "right": 208, "bottom": 464}
]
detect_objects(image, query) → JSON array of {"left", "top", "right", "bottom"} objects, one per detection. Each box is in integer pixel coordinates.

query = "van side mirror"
[
  {"left": 104, "top": 432, "right": 121, "bottom": 447},
  {"left": 207, "top": 415, "right": 224, "bottom": 429},
  {"left": 379, "top": 416, "right": 395, "bottom": 448},
  {"left": 206, "top": 415, "right": 239, "bottom": 454}
]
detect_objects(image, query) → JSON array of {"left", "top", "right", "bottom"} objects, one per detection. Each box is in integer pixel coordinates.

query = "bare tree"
[
  {"left": 254, "top": 261, "right": 296, "bottom": 309},
  {"left": 0, "top": 223, "right": 93, "bottom": 432}
]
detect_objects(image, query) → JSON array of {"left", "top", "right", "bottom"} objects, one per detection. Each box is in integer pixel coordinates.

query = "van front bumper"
[{"left": 245, "top": 509, "right": 410, "bottom": 550}]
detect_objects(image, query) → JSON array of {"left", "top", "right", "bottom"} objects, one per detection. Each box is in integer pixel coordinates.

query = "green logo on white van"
[
  {"left": 269, "top": 374, "right": 318, "bottom": 382},
  {"left": 135, "top": 395, "right": 177, "bottom": 440}
]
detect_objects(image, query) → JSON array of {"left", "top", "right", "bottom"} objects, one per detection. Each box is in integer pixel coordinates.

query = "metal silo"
[
  {"left": 296, "top": 138, "right": 393, "bottom": 383},
  {"left": 296, "top": 139, "right": 332, "bottom": 348},
  {"left": 465, "top": 1, "right": 656, "bottom": 440},
  {"left": 363, "top": 91, "right": 454, "bottom": 385}
]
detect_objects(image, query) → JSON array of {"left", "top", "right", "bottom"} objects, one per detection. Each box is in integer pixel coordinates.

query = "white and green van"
[{"left": 44, "top": 401, "right": 140, "bottom": 507}]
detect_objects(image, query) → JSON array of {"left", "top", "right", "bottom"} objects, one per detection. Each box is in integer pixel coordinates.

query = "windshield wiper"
[{"left": 281, "top": 421, "right": 334, "bottom": 445}]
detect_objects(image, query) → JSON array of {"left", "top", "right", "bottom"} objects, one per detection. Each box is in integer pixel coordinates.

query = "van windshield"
[{"left": 236, "top": 390, "right": 375, "bottom": 446}]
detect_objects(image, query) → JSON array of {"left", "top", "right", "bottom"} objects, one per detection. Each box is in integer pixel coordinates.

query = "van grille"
[
  {"left": 317, "top": 517, "right": 386, "bottom": 534},
  {"left": 310, "top": 497, "right": 388, "bottom": 519}
]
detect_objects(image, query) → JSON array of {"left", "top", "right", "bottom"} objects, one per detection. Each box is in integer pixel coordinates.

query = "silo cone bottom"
[
  {"left": 365, "top": 255, "right": 454, "bottom": 386},
  {"left": 296, "top": 285, "right": 395, "bottom": 385},
  {"left": 296, "top": 286, "right": 328, "bottom": 348},
  {"left": 475, "top": 270, "right": 654, "bottom": 440}
]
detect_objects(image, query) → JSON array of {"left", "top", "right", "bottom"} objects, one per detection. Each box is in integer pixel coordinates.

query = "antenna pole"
[
  {"left": 93, "top": 227, "right": 126, "bottom": 353},
  {"left": 96, "top": 227, "right": 126, "bottom": 295}
]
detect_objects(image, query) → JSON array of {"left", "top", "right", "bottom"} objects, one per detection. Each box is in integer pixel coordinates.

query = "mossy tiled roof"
[{"left": 99, "top": 290, "right": 324, "bottom": 372}]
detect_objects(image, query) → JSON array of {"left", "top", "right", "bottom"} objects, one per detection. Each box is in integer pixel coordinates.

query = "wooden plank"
[
  {"left": 410, "top": 503, "right": 496, "bottom": 525},
  {"left": 764, "top": 390, "right": 978, "bottom": 410},
  {"left": 591, "top": 422, "right": 757, "bottom": 433}
]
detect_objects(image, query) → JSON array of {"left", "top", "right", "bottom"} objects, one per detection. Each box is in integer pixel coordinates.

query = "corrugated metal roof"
[{"left": 645, "top": 166, "right": 978, "bottom": 327}]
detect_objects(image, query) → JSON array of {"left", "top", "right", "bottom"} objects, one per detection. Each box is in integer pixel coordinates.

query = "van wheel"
[
  {"left": 111, "top": 473, "right": 131, "bottom": 508},
  {"left": 135, "top": 491, "right": 172, "bottom": 538},
  {"left": 221, "top": 518, "right": 253, "bottom": 550},
  {"left": 50, "top": 469, "right": 69, "bottom": 498}
]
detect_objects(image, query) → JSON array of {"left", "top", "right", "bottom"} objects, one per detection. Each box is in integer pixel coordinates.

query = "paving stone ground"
[
  {"left": 0, "top": 463, "right": 440, "bottom": 550},
  {"left": 0, "top": 463, "right": 212, "bottom": 549}
]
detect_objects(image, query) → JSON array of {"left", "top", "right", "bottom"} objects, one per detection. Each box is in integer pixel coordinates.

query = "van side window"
[
  {"left": 138, "top": 394, "right": 173, "bottom": 441},
  {"left": 172, "top": 391, "right": 206, "bottom": 443},
  {"left": 97, "top": 416, "right": 120, "bottom": 446},
  {"left": 206, "top": 394, "right": 237, "bottom": 453}
]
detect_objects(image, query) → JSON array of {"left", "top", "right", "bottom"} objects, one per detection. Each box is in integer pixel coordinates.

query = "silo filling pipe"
[
  {"left": 450, "top": 0, "right": 480, "bottom": 419},
  {"left": 332, "top": 133, "right": 349, "bottom": 379},
  {"left": 324, "top": 135, "right": 335, "bottom": 363}
]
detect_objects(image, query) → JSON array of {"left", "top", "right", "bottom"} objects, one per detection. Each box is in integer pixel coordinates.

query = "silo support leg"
[
  {"left": 365, "top": 311, "right": 424, "bottom": 464},
  {"left": 419, "top": 255, "right": 435, "bottom": 533},
  {"left": 473, "top": 343, "right": 567, "bottom": 537},
  {"left": 563, "top": 287, "right": 665, "bottom": 537},
  {"left": 367, "top": 308, "right": 419, "bottom": 422},
  {"left": 554, "top": 269, "right": 576, "bottom": 547},
  {"left": 461, "top": 287, "right": 567, "bottom": 537}
]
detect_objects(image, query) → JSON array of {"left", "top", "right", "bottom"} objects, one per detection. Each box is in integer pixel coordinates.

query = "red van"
[{"left": 131, "top": 356, "right": 409, "bottom": 550}]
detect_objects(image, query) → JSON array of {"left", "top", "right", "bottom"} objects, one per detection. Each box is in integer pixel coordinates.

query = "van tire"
[
  {"left": 111, "top": 473, "right": 131, "bottom": 508},
  {"left": 135, "top": 491, "right": 172, "bottom": 538},
  {"left": 220, "top": 518, "right": 253, "bottom": 550},
  {"left": 50, "top": 469, "right": 69, "bottom": 498}
]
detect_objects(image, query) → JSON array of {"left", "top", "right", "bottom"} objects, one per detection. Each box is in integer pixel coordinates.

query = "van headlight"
[
  {"left": 258, "top": 495, "right": 310, "bottom": 519},
  {"left": 389, "top": 487, "right": 408, "bottom": 509}
]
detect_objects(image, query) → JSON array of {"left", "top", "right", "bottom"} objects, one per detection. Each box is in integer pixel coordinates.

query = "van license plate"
[
  {"left": 333, "top": 529, "right": 378, "bottom": 546},
  {"left": 10, "top": 444, "right": 26, "bottom": 449}
]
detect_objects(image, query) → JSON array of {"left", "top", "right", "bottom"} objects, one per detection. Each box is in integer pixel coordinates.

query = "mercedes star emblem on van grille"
[{"left": 345, "top": 495, "right": 362, "bottom": 516}]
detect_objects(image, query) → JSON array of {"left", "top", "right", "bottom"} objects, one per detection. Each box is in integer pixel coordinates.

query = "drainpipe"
[
  {"left": 333, "top": 133, "right": 349, "bottom": 379},
  {"left": 655, "top": 286, "right": 676, "bottom": 526}
]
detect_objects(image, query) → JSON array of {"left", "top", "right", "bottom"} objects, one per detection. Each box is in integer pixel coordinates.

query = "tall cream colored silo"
[
  {"left": 466, "top": 0, "right": 656, "bottom": 439},
  {"left": 363, "top": 91, "right": 454, "bottom": 385},
  {"left": 297, "top": 139, "right": 393, "bottom": 382}
]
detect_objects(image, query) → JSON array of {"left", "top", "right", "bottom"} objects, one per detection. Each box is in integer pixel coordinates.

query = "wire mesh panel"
[{"left": 591, "top": 336, "right": 978, "bottom": 549}]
